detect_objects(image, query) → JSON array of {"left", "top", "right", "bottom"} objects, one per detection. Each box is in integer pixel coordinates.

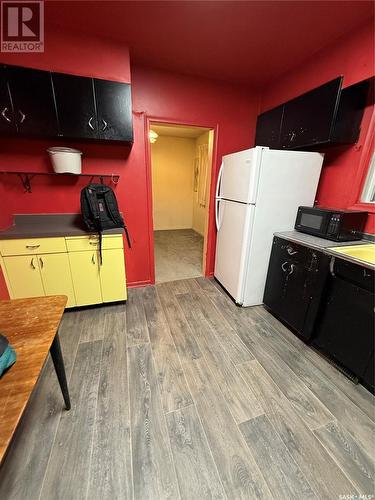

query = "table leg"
[{"left": 50, "top": 332, "right": 71, "bottom": 410}]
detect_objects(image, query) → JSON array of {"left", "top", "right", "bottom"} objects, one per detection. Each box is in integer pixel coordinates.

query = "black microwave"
[{"left": 295, "top": 206, "right": 367, "bottom": 241}]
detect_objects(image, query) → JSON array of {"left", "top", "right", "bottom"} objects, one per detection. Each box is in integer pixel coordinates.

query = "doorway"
[{"left": 150, "top": 122, "right": 214, "bottom": 283}]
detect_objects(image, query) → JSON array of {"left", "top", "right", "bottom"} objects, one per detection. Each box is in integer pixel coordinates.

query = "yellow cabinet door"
[
  {"left": 100, "top": 248, "right": 127, "bottom": 302},
  {"left": 69, "top": 251, "right": 102, "bottom": 306},
  {"left": 3, "top": 255, "right": 45, "bottom": 298},
  {"left": 38, "top": 253, "right": 76, "bottom": 307}
]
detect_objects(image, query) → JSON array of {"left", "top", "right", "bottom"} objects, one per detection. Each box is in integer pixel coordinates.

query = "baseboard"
[{"left": 127, "top": 279, "right": 153, "bottom": 288}]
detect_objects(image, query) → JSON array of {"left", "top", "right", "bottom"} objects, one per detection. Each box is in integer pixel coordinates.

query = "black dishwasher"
[
  {"left": 263, "top": 237, "right": 330, "bottom": 340},
  {"left": 313, "top": 258, "right": 374, "bottom": 388}
]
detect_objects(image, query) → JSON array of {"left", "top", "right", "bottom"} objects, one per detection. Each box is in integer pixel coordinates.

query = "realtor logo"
[{"left": 1, "top": 0, "right": 44, "bottom": 52}]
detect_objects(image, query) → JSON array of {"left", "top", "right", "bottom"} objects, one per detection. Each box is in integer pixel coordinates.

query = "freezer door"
[
  {"left": 219, "top": 147, "right": 264, "bottom": 203},
  {"left": 214, "top": 199, "right": 255, "bottom": 303}
]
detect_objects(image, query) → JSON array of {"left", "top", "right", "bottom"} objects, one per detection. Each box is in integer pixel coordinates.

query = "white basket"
[{"left": 47, "top": 147, "right": 82, "bottom": 174}]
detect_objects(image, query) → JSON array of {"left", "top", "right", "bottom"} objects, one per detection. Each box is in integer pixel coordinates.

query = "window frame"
[
  {"left": 360, "top": 150, "right": 375, "bottom": 203},
  {"left": 348, "top": 107, "right": 375, "bottom": 213}
]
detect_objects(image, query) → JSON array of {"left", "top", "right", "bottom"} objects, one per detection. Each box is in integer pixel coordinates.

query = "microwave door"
[{"left": 296, "top": 209, "right": 330, "bottom": 236}]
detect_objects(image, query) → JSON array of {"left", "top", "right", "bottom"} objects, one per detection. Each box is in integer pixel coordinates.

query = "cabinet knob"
[
  {"left": 30, "top": 258, "right": 36, "bottom": 270},
  {"left": 92, "top": 253, "right": 96, "bottom": 264},
  {"left": 18, "top": 109, "right": 26, "bottom": 124},
  {"left": 39, "top": 257, "right": 44, "bottom": 269},
  {"left": 88, "top": 116, "right": 95, "bottom": 130},
  {"left": 1, "top": 107, "right": 11, "bottom": 123},
  {"left": 102, "top": 119, "right": 108, "bottom": 131}
]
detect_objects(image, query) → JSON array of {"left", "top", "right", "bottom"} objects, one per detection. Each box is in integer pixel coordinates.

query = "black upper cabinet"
[
  {"left": 255, "top": 76, "right": 369, "bottom": 150},
  {"left": 6, "top": 66, "right": 58, "bottom": 137},
  {"left": 0, "top": 64, "right": 133, "bottom": 143},
  {"left": 255, "top": 105, "right": 283, "bottom": 149},
  {"left": 280, "top": 77, "right": 342, "bottom": 149},
  {"left": 331, "top": 80, "right": 369, "bottom": 144},
  {"left": 94, "top": 79, "right": 133, "bottom": 142},
  {"left": 53, "top": 73, "right": 97, "bottom": 140},
  {"left": 0, "top": 66, "right": 16, "bottom": 134}
]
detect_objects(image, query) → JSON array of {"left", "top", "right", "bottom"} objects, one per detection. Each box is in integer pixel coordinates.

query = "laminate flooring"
[{"left": 0, "top": 278, "right": 374, "bottom": 500}]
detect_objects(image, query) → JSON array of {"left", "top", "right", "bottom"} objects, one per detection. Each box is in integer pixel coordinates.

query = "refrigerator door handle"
[
  {"left": 215, "top": 198, "right": 226, "bottom": 232},
  {"left": 215, "top": 162, "right": 224, "bottom": 199},
  {"left": 217, "top": 199, "right": 225, "bottom": 231},
  {"left": 215, "top": 198, "right": 220, "bottom": 231}
]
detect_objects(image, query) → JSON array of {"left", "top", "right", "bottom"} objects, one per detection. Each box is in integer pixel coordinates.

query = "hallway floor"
[
  {"left": 0, "top": 278, "right": 374, "bottom": 500},
  {"left": 154, "top": 229, "right": 203, "bottom": 283}
]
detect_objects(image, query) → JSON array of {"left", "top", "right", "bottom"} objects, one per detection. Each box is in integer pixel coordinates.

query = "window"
[{"left": 361, "top": 151, "right": 375, "bottom": 203}]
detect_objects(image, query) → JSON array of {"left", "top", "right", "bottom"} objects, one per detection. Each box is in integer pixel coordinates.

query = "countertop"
[
  {"left": 275, "top": 230, "right": 374, "bottom": 270},
  {"left": 0, "top": 214, "right": 123, "bottom": 239}
]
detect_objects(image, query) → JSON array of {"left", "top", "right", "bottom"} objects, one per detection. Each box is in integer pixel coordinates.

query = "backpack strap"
[
  {"left": 80, "top": 188, "right": 95, "bottom": 230},
  {"left": 103, "top": 189, "right": 132, "bottom": 248},
  {"left": 85, "top": 185, "right": 103, "bottom": 264},
  {"left": 85, "top": 185, "right": 101, "bottom": 229},
  {"left": 123, "top": 226, "right": 131, "bottom": 249},
  {"left": 98, "top": 231, "right": 103, "bottom": 265}
]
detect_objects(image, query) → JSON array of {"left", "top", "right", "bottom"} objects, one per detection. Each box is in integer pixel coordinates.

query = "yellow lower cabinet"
[
  {"left": 100, "top": 248, "right": 127, "bottom": 302},
  {"left": 38, "top": 253, "right": 76, "bottom": 307},
  {"left": 3, "top": 255, "right": 45, "bottom": 298},
  {"left": 69, "top": 250, "right": 102, "bottom": 306}
]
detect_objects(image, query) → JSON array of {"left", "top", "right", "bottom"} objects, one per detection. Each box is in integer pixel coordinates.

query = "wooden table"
[{"left": 0, "top": 295, "right": 70, "bottom": 465}]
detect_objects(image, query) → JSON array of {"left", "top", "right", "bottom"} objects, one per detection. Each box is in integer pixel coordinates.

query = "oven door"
[{"left": 295, "top": 207, "right": 330, "bottom": 237}]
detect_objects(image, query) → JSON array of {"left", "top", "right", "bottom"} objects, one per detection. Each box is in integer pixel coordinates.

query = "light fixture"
[{"left": 149, "top": 129, "right": 158, "bottom": 143}]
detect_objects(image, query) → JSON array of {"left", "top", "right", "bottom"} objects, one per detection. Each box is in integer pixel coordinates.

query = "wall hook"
[
  {"left": 111, "top": 174, "right": 119, "bottom": 185},
  {"left": 17, "top": 173, "right": 34, "bottom": 193}
]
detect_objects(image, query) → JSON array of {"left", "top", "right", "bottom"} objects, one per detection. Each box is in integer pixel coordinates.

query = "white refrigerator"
[{"left": 214, "top": 146, "right": 323, "bottom": 306}]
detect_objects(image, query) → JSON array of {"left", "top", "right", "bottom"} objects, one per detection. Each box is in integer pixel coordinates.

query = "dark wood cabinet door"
[
  {"left": 264, "top": 237, "right": 312, "bottom": 335},
  {"left": 363, "top": 351, "right": 374, "bottom": 392},
  {"left": 331, "top": 79, "right": 370, "bottom": 144},
  {"left": 94, "top": 79, "right": 133, "bottom": 142},
  {"left": 313, "top": 275, "right": 374, "bottom": 378},
  {"left": 280, "top": 77, "right": 342, "bottom": 149},
  {"left": 255, "top": 105, "right": 283, "bottom": 148},
  {"left": 53, "top": 73, "right": 98, "bottom": 139},
  {"left": 0, "top": 67, "right": 16, "bottom": 134},
  {"left": 7, "top": 66, "right": 58, "bottom": 137}
]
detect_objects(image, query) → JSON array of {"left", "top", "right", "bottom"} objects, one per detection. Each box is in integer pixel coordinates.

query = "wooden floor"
[{"left": 0, "top": 278, "right": 374, "bottom": 500}]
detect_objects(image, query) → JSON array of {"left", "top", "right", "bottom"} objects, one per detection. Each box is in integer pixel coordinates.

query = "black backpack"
[{"left": 80, "top": 184, "right": 131, "bottom": 264}]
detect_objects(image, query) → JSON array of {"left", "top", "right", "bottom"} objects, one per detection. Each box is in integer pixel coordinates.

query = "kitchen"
[{"left": 0, "top": 2, "right": 374, "bottom": 499}]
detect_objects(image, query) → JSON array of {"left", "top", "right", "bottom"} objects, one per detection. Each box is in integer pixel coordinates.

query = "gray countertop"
[
  {"left": 0, "top": 214, "right": 123, "bottom": 239},
  {"left": 274, "top": 230, "right": 369, "bottom": 250},
  {"left": 275, "top": 230, "right": 374, "bottom": 270}
]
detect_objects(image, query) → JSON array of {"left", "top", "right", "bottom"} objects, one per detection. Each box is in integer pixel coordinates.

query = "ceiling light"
[{"left": 149, "top": 130, "right": 158, "bottom": 143}]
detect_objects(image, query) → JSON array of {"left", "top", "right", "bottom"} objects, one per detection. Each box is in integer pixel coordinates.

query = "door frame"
[{"left": 145, "top": 115, "right": 219, "bottom": 284}]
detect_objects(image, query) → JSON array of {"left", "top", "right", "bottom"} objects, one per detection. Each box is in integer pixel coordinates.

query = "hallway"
[{"left": 154, "top": 229, "right": 203, "bottom": 283}]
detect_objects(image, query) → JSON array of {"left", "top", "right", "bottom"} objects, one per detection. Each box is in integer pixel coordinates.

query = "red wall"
[
  {"left": 261, "top": 20, "right": 375, "bottom": 233},
  {"left": 0, "top": 27, "right": 260, "bottom": 299}
]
